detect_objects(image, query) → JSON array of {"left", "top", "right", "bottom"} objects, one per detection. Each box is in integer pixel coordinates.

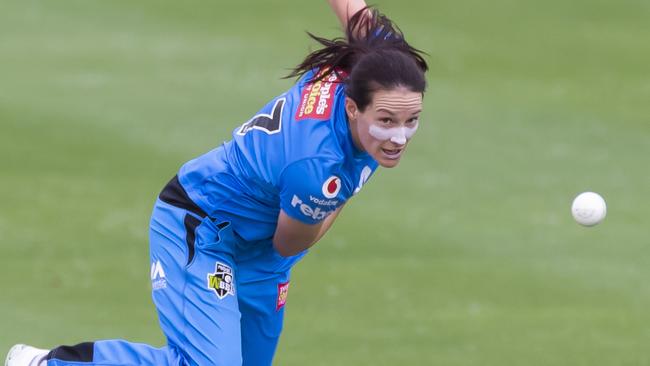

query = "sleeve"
[{"left": 278, "top": 158, "right": 345, "bottom": 225}]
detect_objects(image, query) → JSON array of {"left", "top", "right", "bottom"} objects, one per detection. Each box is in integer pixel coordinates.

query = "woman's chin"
[{"left": 376, "top": 155, "right": 402, "bottom": 168}]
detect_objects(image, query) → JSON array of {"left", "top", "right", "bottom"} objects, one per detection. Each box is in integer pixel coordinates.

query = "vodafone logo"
[{"left": 322, "top": 176, "right": 341, "bottom": 199}]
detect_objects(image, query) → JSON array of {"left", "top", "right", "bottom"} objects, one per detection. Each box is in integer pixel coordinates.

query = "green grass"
[{"left": 1, "top": 0, "right": 649, "bottom": 365}]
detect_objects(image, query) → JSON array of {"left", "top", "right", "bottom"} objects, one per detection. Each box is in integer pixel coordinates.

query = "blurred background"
[{"left": 1, "top": 0, "right": 649, "bottom": 365}]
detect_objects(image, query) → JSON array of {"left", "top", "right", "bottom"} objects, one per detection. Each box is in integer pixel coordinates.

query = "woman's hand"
[{"left": 327, "top": 0, "right": 369, "bottom": 30}]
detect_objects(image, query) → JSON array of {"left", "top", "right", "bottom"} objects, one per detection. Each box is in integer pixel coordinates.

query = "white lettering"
[
  {"left": 300, "top": 203, "right": 314, "bottom": 217},
  {"left": 291, "top": 195, "right": 335, "bottom": 220},
  {"left": 315, "top": 77, "right": 334, "bottom": 114},
  {"left": 309, "top": 195, "right": 339, "bottom": 206}
]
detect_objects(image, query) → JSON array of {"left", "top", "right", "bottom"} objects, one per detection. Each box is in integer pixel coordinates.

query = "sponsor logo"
[
  {"left": 322, "top": 176, "right": 341, "bottom": 199},
  {"left": 309, "top": 195, "right": 338, "bottom": 206},
  {"left": 291, "top": 195, "right": 335, "bottom": 220},
  {"left": 295, "top": 70, "right": 345, "bottom": 121},
  {"left": 207, "top": 262, "right": 235, "bottom": 299},
  {"left": 353, "top": 166, "right": 373, "bottom": 195},
  {"left": 277, "top": 281, "right": 290, "bottom": 311},
  {"left": 151, "top": 260, "right": 167, "bottom": 290}
]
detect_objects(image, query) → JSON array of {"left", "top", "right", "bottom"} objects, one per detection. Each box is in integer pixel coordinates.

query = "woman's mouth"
[{"left": 381, "top": 147, "right": 403, "bottom": 159}]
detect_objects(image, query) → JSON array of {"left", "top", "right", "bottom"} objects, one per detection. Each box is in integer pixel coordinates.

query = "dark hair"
[{"left": 287, "top": 7, "right": 428, "bottom": 111}]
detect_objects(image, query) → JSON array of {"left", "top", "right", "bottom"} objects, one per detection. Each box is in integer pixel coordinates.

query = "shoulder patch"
[{"left": 295, "top": 70, "right": 346, "bottom": 121}]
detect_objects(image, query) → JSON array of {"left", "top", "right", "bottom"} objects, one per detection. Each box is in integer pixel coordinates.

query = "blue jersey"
[
  {"left": 45, "top": 69, "right": 380, "bottom": 366},
  {"left": 177, "top": 69, "right": 379, "bottom": 242}
]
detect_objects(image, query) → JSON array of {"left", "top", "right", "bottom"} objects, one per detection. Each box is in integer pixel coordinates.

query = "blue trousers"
[{"left": 47, "top": 199, "right": 305, "bottom": 366}]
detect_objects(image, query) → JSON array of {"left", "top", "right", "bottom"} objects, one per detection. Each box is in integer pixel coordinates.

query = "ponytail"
[{"left": 288, "top": 7, "right": 428, "bottom": 110}]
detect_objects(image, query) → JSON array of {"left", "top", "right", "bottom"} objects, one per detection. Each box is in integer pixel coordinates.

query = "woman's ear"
[{"left": 345, "top": 97, "right": 359, "bottom": 120}]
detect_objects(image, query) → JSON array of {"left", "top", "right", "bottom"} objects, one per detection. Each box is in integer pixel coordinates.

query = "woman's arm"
[
  {"left": 314, "top": 204, "right": 344, "bottom": 242},
  {"left": 272, "top": 206, "right": 344, "bottom": 257},
  {"left": 327, "top": 0, "right": 368, "bottom": 29}
]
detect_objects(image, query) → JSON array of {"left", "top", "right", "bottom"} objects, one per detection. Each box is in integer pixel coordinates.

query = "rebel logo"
[
  {"left": 291, "top": 195, "right": 335, "bottom": 221},
  {"left": 322, "top": 176, "right": 341, "bottom": 199}
]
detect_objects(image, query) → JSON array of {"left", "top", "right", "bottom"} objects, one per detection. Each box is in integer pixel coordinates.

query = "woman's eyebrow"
[
  {"left": 376, "top": 108, "right": 396, "bottom": 115},
  {"left": 376, "top": 108, "right": 422, "bottom": 115}
]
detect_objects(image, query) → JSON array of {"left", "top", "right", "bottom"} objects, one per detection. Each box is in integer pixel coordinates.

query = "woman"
[{"left": 6, "top": 1, "right": 428, "bottom": 365}]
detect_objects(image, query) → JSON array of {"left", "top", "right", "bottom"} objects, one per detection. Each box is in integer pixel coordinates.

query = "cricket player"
[{"left": 6, "top": 1, "right": 428, "bottom": 365}]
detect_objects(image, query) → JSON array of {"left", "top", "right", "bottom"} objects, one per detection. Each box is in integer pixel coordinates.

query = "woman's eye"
[
  {"left": 406, "top": 118, "right": 419, "bottom": 125},
  {"left": 380, "top": 118, "right": 392, "bottom": 124}
]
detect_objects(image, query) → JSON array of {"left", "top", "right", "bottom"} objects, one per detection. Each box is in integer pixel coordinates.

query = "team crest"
[
  {"left": 277, "top": 281, "right": 290, "bottom": 311},
  {"left": 322, "top": 176, "right": 341, "bottom": 199},
  {"left": 207, "top": 262, "right": 235, "bottom": 299}
]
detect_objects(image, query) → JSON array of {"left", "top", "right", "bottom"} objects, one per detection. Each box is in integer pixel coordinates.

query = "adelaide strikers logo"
[
  {"left": 207, "top": 262, "right": 235, "bottom": 299},
  {"left": 322, "top": 176, "right": 341, "bottom": 199}
]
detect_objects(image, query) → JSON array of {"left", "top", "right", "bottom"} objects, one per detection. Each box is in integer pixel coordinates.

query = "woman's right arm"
[{"left": 327, "top": 0, "right": 368, "bottom": 29}]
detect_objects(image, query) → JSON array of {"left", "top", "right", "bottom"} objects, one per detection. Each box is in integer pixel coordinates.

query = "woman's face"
[{"left": 346, "top": 86, "right": 423, "bottom": 168}]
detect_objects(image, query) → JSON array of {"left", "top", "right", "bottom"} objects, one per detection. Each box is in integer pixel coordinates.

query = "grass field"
[{"left": 1, "top": 0, "right": 649, "bottom": 365}]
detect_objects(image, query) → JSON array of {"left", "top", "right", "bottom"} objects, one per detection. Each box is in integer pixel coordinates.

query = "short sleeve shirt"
[{"left": 178, "top": 69, "right": 379, "bottom": 241}]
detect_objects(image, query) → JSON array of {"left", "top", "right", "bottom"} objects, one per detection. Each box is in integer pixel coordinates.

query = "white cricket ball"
[{"left": 571, "top": 192, "right": 607, "bottom": 226}]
